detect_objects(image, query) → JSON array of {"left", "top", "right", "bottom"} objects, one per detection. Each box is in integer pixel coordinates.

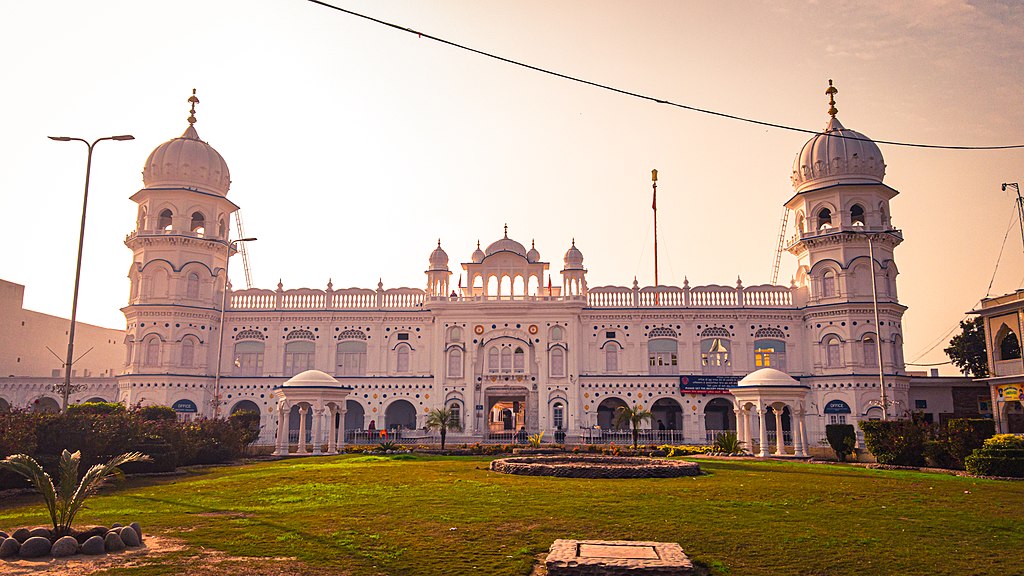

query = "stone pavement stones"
[{"left": 546, "top": 539, "right": 694, "bottom": 575}]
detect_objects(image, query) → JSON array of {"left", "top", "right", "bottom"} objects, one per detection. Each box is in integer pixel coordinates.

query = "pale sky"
[{"left": 1, "top": 1, "right": 1022, "bottom": 375}]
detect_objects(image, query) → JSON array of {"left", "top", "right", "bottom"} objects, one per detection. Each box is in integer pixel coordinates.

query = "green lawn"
[{"left": 1, "top": 455, "right": 1021, "bottom": 575}]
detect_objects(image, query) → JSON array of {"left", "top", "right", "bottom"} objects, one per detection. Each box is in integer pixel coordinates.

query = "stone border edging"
[{"left": 489, "top": 455, "right": 701, "bottom": 478}]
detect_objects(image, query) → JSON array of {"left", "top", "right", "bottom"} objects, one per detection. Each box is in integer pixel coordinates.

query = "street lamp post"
[
  {"left": 212, "top": 237, "right": 256, "bottom": 419},
  {"left": 1001, "top": 183, "right": 1023, "bottom": 253},
  {"left": 49, "top": 134, "right": 134, "bottom": 412}
]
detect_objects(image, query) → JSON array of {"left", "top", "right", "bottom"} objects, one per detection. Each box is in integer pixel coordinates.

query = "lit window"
[{"left": 553, "top": 402, "right": 564, "bottom": 429}]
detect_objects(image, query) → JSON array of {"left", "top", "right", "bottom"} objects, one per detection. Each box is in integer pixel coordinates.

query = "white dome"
[
  {"left": 485, "top": 230, "right": 527, "bottom": 257},
  {"left": 143, "top": 123, "right": 231, "bottom": 196},
  {"left": 737, "top": 368, "right": 800, "bottom": 387},
  {"left": 428, "top": 241, "right": 449, "bottom": 270},
  {"left": 563, "top": 240, "right": 584, "bottom": 269},
  {"left": 281, "top": 369, "right": 343, "bottom": 388},
  {"left": 791, "top": 115, "right": 885, "bottom": 193},
  {"left": 526, "top": 240, "right": 540, "bottom": 263},
  {"left": 471, "top": 241, "right": 486, "bottom": 263}
]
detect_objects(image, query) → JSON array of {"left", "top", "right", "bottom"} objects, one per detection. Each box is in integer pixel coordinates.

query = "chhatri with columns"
[
  {"left": 732, "top": 368, "right": 810, "bottom": 457},
  {"left": 271, "top": 370, "right": 353, "bottom": 456}
]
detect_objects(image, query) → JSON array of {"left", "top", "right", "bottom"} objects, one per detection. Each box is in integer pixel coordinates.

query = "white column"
[
  {"left": 339, "top": 406, "right": 347, "bottom": 450},
  {"left": 312, "top": 406, "right": 323, "bottom": 455},
  {"left": 758, "top": 403, "right": 770, "bottom": 457},
  {"left": 794, "top": 408, "right": 807, "bottom": 457},
  {"left": 734, "top": 408, "right": 745, "bottom": 448},
  {"left": 773, "top": 406, "right": 785, "bottom": 455},
  {"left": 297, "top": 405, "right": 309, "bottom": 454},
  {"left": 274, "top": 402, "right": 289, "bottom": 456},
  {"left": 327, "top": 407, "right": 337, "bottom": 454}
]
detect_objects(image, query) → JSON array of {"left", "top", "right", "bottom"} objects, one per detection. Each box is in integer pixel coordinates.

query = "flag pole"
[{"left": 652, "top": 169, "right": 659, "bottom": 304}]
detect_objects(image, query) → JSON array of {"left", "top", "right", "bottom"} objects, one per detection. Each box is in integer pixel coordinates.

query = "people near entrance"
[
  {"left": 368, "top": 419, "right": 376, "bottom": 431},
  {"left": 657, "top": 419, "right": 666, "bottom": 431},
  {"left": 515, "top": 426, "right": 527, "bottom": 444}
]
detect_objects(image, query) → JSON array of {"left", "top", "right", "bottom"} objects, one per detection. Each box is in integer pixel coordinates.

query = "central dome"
[
  {"left": 485, "top": 227, "right": 527, "bottom": 257},
  {"left": 142, "top": 91, "right": 231, "bottom": 196}
]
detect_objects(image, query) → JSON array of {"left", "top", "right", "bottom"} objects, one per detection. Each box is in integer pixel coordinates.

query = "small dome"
[
  {"left": 737, "top": 368, "right": 800, "bottom": 387},
  {"left": 143, "top": 123, "right": 231, "bottom": 196},
  {"left": 526, "top": 240, "right": 540, "bottom": 263},
  {"left": 791, "top": 82, "right": 884, "bottom": 193},
  {"left": 471, "top": 241, "right": 485, "bottom": 263},
  {"left": 485, "top": 228, "right": 527, "bottom": 257},
  {"left": 563, "top": 240, "right": 584, "bottom": 270},
  {"left": 281, "top": 369, "right": 343, "bottom": 388},
  {"left": 428, "top": 240, "right": 449, "bottom": 270}
]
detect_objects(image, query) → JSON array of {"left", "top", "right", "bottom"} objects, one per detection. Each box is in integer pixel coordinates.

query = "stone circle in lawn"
[
  {"left": 489, "top": 455, "right": 701, "bottom": 478},
  {"left": 0, "top": 521, "right": 144, "bottom": 560}
]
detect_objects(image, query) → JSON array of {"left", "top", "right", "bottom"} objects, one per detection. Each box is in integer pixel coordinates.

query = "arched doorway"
[
  {"left": 764, "top": 405, "right": 792, "bottom": 433},
  {"left": 384, "top": 399, "right": 416, "bottom": 431},
  {"left": 289, "top": 403, "right": 313, "bottom": 442},
  {"left": 652, "top": 398, "right": 683, "bottom": 430},
  {"left": 597, "top": 397, "right": 628, "bottom": 430},
  {"left": 32, "top": 397, "right": 60, "bottom": 414},
  {"left": 343, "top": 399, "right": 365, "bottom": 430},
  {"left": 230, "top": 400, "right": 262, "bottom": 440},
  {"left": 84, "top": 397, "right": 108, "bottom": 404},
  {"left": 704, "top": 398, "right": 736, "bottom": 434},
  {"left": 231, "top": 399, "right": 260, "bottom": 415},
  {"left": 0, "top": 397, "right": 10, "bottom": 413},
  {"left": 1004, "top": 400, "right": 1024, "bottom": 433}
]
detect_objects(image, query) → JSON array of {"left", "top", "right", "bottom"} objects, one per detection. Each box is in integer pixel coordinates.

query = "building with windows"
[
  {"left": 2, "top": 86, "right": 977, "bottom": 452},
  {"left": 971, "top": 290, "right": 1024, "bottom": 432}
]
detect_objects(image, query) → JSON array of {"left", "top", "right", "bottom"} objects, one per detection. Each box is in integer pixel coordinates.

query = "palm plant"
[
  {"left": 425, "top": 407, "right": 463, "bottom": 449},
  {"left": 713, "top": 431, "right": 745, "bottom": 455},
  {"left": 0, "top": 449, "right": 150, "bottom": 537},
  {"left": 614, "top": 404, "right": 652, "bottom": 449}
]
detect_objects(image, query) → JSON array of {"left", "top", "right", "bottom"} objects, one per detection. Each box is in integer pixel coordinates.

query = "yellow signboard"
[{"left": 997, "top": 385, "right": 1021, "bottom": 402}]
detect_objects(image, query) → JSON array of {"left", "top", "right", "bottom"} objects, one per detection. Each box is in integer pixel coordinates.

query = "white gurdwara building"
[{"left": 109, "top": 86, "right": 914, "bottom": 453}]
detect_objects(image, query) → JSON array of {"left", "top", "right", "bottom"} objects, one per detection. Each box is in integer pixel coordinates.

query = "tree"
[
  {"left": 425, "top": 407, "right": 462, "bottom": 449},
  {"left": 614, "top": 404, "right": 652, "bottom": 449},
  {"left": 0, "top": 449, "right": 150, "bottom": 537},
  {"left": 944, "top": 318, "right": 989, "bottom": 378}
]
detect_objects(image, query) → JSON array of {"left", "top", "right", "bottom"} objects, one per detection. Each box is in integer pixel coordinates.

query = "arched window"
[
  {"left": 863, "top": 334, "right": 878, "bottom": 366},
  {"left": 822, "top": 270, "right": 837, "bottom": 298},
  {"left": 144, "top": 338, "right": 160, "bottom": 367},
  {"left": 997, "top": 326, "right": 1022, "bottom": 360},
  {"left": 447, "top": 348, "right": 463, "bottom": 378},
  {"left": 234, "top": 340, "right": 265, "bottom": 376},
  {"left": 337, "top": 340, "right": 367, "bottom": 376},
  {"left": 850, "top": 204, "right": 865, "bottom": 226},
  {"left": 158, "top": 209, "right": 173, "bottom": 231},
  {"left": 605, "top": 342, "right": 619, "bottom": 372},
  {"left": 218, "top": 218, "right": 226, "bottom": 238},
  {"left": 186, "top": 272, "right": 200, "bottom": 299},
  {"left": 488, "top": 348, "right": 499, "bottom": 373},
  {"left": 551, "top": 326, "right": 563, "bottom": 341},
  {"left": 796, "top": 211, "right": 805, "bottom": 233},
  {"left": 284, "top": 339, "right": 315, "bottom": 376},
  {"left": 137, "top": 206, "right": 147, "bottom": 230},
  {"left": 181, "top": 338, "right": 195, "bottom": 367},
  {"left": 817, "top": 207, "right": 833, "bottom": 230},
  {"left": 513, "top": 347, "right": 525, "bottom": 373},
  {"left": 700, "top": 338, "right": 731, "bottom": 374},
  {"left": 449, "top": 327, "right": 462, "bottom": 342},
  {"left": 879, "top": 203, "right": 888, "bottom": 227},
  {"left": 396, "top": 344, "right": 411, "bottom": 373},
  {"left": 649, "top": 339, "right": 679, "bottom": 375},
  {"left": 550, "top": 347, "right": 566, "bottom": 377},
  {"left": 190, "top": 212, "right": 206, "bottom": 236},
  {"left": 553, "top": 402, "right": 565, "bottom": 429},
  {"left": 449, "top": 402, "right": 462, "bottom": 428},
  {"left": 892, "top": 334, "right": 904, "bottom": 369},
  {"left": 500, "top": 348, "right": 512, "bottom": 372},
  {"left": 825, "top": 336, "right": 842, "bottom": 367},
  {"left": 753, "top": 330, "right": 786, "bottom": 371}
]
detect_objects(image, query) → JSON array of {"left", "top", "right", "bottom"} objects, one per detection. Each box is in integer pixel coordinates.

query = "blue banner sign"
[
  {"left": 824, "top": 400, "right": 852, "bottom": 414},
  {"left": 172, "top": 399, "right": 198, "bottom": 413},
  {"left": 679, "top": 375, "right": 740, "bottom": 394}
]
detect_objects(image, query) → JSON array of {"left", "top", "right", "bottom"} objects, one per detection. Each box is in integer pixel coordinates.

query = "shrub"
[
  {"left": 658, "top": 445, "right": 713, "bottom": 457},
  {"left": 712, "top": 432, "right": 744, "bottom": 455},
  {"left": 138, "top": 405, "right": 177, "bottom": 421},
  {"left": 944, "top": 419, "right": 996, "bottom": 469},
  {"left": 964, "top": 434, "right": 1024, "bottom": 478},
  {"left": 859, "top": 420, "right": 927, "bottom": 466},
  {"left": 825, "top": 424, "right": 857, "bottom": 461},
  {"left": 923, "top": 440, "right": 956, "bottom": 469},
  {"left": 182, "top": 418, "right": 248, "bottom": 465},
  {"left": 228, "top": 410, "right": 262, "bottom": 446},
  {"left": 66, "top": 401, "right": 126, "bottom": 415}
]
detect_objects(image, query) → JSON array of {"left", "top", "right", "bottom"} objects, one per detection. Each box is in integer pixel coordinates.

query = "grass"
[{"left": 1, "top": 455, "right": 1021, "bottom": 575}]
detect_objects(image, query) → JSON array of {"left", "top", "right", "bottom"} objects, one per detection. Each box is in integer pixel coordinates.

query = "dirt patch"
[{"left": 0, "top": 534, "right": 183, "bottom": 576}]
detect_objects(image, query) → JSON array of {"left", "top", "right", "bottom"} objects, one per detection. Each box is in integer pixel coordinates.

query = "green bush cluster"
[
  {"left": 964, "top": 434, "right": 1024, "bottom": 478},
  {"left": 859, "top": 419, "right": 927, "bottom": 466},
  {"left": 658, "top": 444, "right": 714, "bottom": 457},
  {"left": 825, "top": 424, "right": 857, "bottom": 461},
  {"left": 860, "top": 418, "right": 997, "bottom": 470},
  {"left": 0, "top": 404, "right": 260, "bottom": 488}
]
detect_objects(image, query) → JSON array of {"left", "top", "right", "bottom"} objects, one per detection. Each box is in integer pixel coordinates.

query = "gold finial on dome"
[
  {"left": 187, "top": 88, "right": 200, "bottom": 125},
  {"left": 826, "top": 79, "right": 838, "bottom": 118},
  {"left": 504, "top": 223, "right": 509, "bottom": 237}
]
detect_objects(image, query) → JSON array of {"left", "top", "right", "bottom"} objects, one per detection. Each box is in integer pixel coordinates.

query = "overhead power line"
[{"left": 309, "top": 0, "right": 1024, "bottom": 151}]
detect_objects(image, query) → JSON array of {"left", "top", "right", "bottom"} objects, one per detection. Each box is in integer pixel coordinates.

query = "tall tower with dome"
[
  {"left": 786, "top": 80, "right": 908, "bottom": 419},
  {"left": 119, "top": 90, "right": 240, "bottom": 414}
]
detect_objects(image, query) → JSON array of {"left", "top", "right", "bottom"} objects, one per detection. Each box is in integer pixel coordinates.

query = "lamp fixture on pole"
[{"left": 49, "top": 134, "right": 135, "bottom": 412}]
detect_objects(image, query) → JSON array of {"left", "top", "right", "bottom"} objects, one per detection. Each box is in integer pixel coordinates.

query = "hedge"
[
  {"left": 825, "top": 424, "right": 856, "bottom": 461},
  {"left": 943, "top": 418, "right": 995, "bottom": 469},
  {"left": 964, "top": 434, "right": 1024, "bottom": 478},
  {"left": 859, "top": 419, "right": 927, "bottom": 466}
]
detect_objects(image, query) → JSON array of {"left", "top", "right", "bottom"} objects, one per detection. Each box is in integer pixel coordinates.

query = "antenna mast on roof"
[{"left": 234, "top": 211, "right": 254, "bottom": 289}]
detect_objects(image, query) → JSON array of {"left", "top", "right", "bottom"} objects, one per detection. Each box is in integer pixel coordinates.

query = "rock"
[
  {"left": 129, "top": 522, "right": 143, "bottom": 542},
  {"left": 111, "top": 522, "right": 123, "bottom": 528},
  {"left": 28, "top": 527, "right": 52, "bottom": 539},
  {"left": 11, "top": 528, "right": 31, "bottom": 543},
  {"left": 0, "top": 531, "right": 7, "bottom": 539},
  {"left": 120, "top": 526, "right": 140, "bottom": 547},
  {"left": 51, "top": 535, "right": 79, "bottom": 558},
  {"left": 80, "top": 535, "right": 105, "bottom": 555},
  {"left": 104, "top": 531, "right": 126, "bottom": 552},
  {"left": 18, "top": 536, "right": 52, "bottom": 558},
  {"left": 0, "top": 538, "right": 20, "bottom": 558},
  {"left": 108, "top": 526, "right": 123, "bottom": 535},
  {"left": 75, "top": 526, "right": 108, "bottom": 543}
]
